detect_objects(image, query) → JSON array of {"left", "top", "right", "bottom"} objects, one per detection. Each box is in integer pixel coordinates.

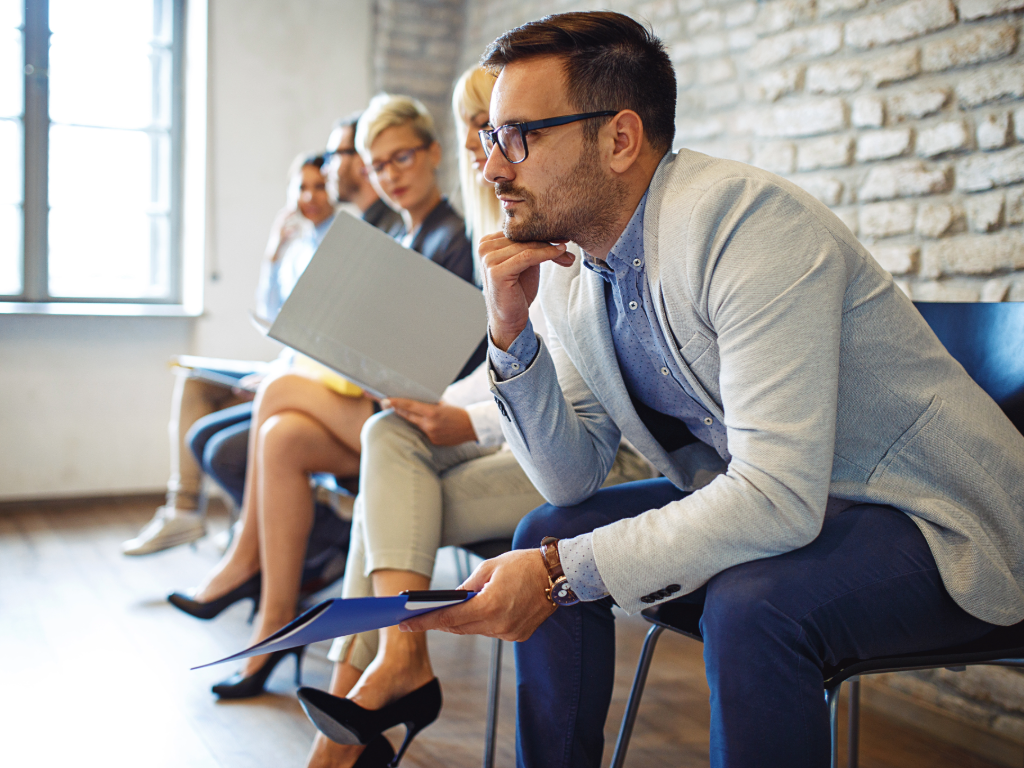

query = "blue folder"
[{"left": 193, "top": 591, "right": 474, "bottom": 669}]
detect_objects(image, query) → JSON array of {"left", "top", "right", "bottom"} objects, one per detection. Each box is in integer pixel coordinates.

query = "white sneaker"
[{"left": 121, "top": 506, "right": 206, "bottom": 556}]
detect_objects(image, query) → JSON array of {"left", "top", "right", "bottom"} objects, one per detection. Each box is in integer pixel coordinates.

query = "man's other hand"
[
  {"left": 398, "top": 548, "right": 557, "bottom": 641},
  {"left": 383, "top": 398, "right": 478, "bottom": 446},
  {"left": 478, "top": 232, "right": 575, "bottom": 351}
]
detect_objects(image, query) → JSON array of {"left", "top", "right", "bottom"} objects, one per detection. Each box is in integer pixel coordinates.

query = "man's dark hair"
[{"left": 481, "top": 12, "right": 676, "bottom": 153}]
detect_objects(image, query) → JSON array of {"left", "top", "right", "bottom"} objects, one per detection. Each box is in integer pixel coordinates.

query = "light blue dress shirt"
[{"left": 489, "top": 192, "right": 730, "bottom": 601}]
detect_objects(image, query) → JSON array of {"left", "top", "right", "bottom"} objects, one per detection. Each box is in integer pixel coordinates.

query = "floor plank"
[{"left": 0, "top": 496, "right": 1009, "bottom": 767}]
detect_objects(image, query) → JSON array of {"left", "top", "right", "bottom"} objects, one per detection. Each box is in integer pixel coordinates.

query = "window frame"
[{"left": 1, "top": 0, "right": 188, "bottom": 314}]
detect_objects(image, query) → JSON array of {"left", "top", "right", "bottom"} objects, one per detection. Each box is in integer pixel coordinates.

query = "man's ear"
[{"left": 605, "top": 110, "right": 644, "bottom": 174}]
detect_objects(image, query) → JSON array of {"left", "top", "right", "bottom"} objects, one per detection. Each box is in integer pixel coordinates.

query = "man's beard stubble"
[{"left": 496, "top": 147, "right": 627, "bottom": 253}]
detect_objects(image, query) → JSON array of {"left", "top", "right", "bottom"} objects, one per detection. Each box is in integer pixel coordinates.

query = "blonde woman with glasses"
[{"left": 300, "top": 67, "right": 653, "bottom": 768}]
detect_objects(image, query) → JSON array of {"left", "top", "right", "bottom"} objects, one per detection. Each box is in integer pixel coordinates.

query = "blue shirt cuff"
[
  {"left": 557, "top": 533, "right": 610, "bottom": 602},
  {"left": 487, "top": 319, "right": 538, "bottom": 381}
]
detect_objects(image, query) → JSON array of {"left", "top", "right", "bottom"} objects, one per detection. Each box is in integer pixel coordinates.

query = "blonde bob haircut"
[
  {"left": 355, "top": 92, "right": 438, "bottom": 156},
  {"left": 452, "top": 66, "right": 503, "bottom": 273}
]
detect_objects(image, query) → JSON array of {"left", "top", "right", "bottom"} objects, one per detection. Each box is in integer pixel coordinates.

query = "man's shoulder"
[{"left": 657, "top": 150, "right": 810, "bottom": 212}]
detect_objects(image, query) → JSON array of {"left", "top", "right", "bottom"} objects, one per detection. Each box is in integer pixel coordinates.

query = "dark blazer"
[
  {"left": 388, "top": 198, "right": 475, "bottom": 286},
  {"left": 362, "top": 197, "right": 402, "bottom": 234}
]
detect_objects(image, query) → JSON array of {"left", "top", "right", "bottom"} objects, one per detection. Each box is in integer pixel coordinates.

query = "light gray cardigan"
[{"left": 489, "top": 150, "right": 1024, "bottom": 624}]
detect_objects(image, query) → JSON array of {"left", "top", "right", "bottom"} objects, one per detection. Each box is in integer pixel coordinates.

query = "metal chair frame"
[
  {"left": 611, "top": 608, "right": 1024, "bottom": 768},
  {"left": 458, "top": 538, "right": 515, "bottom": 768}
]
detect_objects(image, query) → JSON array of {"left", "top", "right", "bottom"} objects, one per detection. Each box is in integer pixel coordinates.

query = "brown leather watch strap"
[{"left": 540, "top": 536, "right": 565, "bottom": 581}]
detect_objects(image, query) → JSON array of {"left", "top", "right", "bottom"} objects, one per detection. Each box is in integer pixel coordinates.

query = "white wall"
[{"left": 0, "top": 0, "right": 372, "bottom": 501}]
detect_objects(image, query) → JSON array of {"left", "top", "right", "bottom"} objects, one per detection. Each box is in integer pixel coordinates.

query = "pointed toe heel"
[
  {"left": 211, "top": 646, "right": 305, "bottom": 700},
  {"left": 297, "top": 678, "right": 441, "bottom": 766},
  {"left": 168, "top": 573, "right": 261, "bottom": 620}
]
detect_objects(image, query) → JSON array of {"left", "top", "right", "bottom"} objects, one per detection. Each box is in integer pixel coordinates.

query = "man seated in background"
[{"left": 324, "top": 111, "right": 401, "bottom": 233}]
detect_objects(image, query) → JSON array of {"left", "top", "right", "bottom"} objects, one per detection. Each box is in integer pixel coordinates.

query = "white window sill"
[{"left": 0, "top": 301, "right": 202, "bottom": 317}]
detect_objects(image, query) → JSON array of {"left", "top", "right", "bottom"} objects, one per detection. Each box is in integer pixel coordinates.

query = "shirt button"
[
  {"left": 511, "top": 363, "right": 520, "bottom": 370},
  {"left": 633, "top": 258, "right": 642, "bottom": 267},
  {"left": 703, "top": 417, "right": 713, "bottom": 426},
  {"left": 660, "top": 367, "right": 669, "bottom": 376},
  {"left": 628, "top": 300, "right": 638, "bottom": 310}
]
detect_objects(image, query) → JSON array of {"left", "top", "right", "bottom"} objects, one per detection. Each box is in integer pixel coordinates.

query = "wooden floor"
[{"left": 0, "top": 495, "right": 1006, "bottom": 768}]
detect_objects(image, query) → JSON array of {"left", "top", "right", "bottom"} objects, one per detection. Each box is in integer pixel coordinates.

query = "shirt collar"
[{"left": 582, "top": 190, "right": 649, "bottom": 281}]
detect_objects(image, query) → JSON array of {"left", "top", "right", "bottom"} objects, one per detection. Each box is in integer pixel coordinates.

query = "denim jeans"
[
  {"left": 511, "top": 478, "right": 996, "bottom": 768},
  {"left": 186, "top": 402, "right": 253, "bottom": 508}
]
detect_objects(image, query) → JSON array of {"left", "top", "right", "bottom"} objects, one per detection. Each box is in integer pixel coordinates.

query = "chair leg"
[
  {"left": 847, "top": 677, "right": 860, "bottom": 768},
  {"left": 610, "top": 624, "right": 666, "bottom": 768},
  {"left": 455, "top": 548, "right": 472, "bottom": 584},
  {"left": 826, "top": 682, "right": 842, "bottom": 768},
  {"left": 482, "top": 637, "right": 503, "bottom": 768}
]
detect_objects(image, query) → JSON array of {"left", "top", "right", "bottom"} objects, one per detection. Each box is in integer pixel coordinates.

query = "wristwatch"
[{"left": 540, "top": 536, "right": 580, "bottom": 607}]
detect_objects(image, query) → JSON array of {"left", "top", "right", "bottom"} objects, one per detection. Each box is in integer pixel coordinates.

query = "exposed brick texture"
[
  {"left": 957, "top": 0, "right": 1024, "bottom": 21},
  {"left": 372, "top": 0, "right": 468, "bottom": 195},
  {"left": 844, "top": 0, "right": 957, "bottom": 49},
  {"left": 921, "top": 24, "right": 1017, "bottom": 72},
  {"left": 372, "top": 0, "right": 1024, "bottom": 747},
  {"left": 856, "top": 128, "right": 913, "bottom": 160},
  {"left": 859, "top": 160, "right": 951, "bottom": 200},
  {"left": 917, "top": 120, "right": 971, "bottom": 156},
  {"left": 798, "top": 135, "right": 854, "bottom": 169},
  {"left": 956, "top": 144, "right": 1024, "bottom": 190},
  {"left": 861, "top": 200, "right": 918, "bottom": 236}
]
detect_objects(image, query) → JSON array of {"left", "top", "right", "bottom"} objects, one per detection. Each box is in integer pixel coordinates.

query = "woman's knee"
[
  {"left": 258, "top": 411, "right": 320, "bottom": 463},
  {"left": 361, "top": 410, "right": 428, "bottom": 461},
  {"left": 257, "top": 372, "right": 312, "bottom": 414}
]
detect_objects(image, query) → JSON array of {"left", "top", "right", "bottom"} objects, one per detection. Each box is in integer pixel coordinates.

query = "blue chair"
[{"left": 610, "top": 301, "right": 1024, "bottom": 768}]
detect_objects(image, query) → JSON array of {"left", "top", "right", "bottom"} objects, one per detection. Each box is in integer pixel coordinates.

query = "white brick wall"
[{"left": 455, "top": 0, "right": 1024, "bottom": 301}]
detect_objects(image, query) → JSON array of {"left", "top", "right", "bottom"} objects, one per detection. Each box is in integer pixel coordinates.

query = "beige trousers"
[
  {"left": 166, "top": 371, "right": 246, "bottom": 510},
  {"left": 327, "top": 411, "right": 654, "bottom": 668}
]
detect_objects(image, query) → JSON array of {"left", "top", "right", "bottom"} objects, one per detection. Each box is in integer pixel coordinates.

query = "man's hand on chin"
[
  {"left": 398, "top": 548, "right": 557, "bottom": 642},
  {"left": 479, "top": 232, "right": 576, "bottom": 351}
]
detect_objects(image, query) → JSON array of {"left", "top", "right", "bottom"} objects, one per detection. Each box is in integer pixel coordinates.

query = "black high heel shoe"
[
  {"left": 168, "top": 573, "right": 261, "bottom": 621},
  {"left": 353, "top": 735, "right": 395, "bottom": 768},
  {"left": 297, "top": 678, "right": 441, "bottom": 767},
  {"left": 211, "top": 646, "right": 305, "bottom": 700}
]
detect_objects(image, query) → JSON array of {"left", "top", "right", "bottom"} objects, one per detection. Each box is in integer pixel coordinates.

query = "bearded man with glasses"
[{"left": 403, "top": 11, "right": 1024, "bottom": 768}]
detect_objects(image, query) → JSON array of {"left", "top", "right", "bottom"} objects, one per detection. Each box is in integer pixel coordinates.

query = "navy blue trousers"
[
  {"left": 511, "top": 478, "right": 995, "bottom": 768},
  {"left": 185, "top": 402, "right": 253, "bottom": 508}
]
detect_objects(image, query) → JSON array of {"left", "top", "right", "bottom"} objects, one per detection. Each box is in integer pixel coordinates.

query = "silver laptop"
[{"left": 268, "top": 211, "right": 486, "bottom": 403}]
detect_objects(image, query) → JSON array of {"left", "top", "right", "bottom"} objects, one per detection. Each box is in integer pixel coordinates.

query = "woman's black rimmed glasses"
[{"left": 478, "top": 111, "right": 618, "bottom": 164}]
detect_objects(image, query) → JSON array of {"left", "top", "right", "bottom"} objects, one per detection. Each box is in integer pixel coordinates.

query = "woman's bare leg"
[
  {"left": 190, "top": 374, "right": 373, "bottom": 603},
  {"left": 239, "top": 410, "right": 361, "bottom": 675}
]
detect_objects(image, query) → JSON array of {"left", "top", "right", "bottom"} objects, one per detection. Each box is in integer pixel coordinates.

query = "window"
[{"left": 2, "top": 0, "right": 183, "bottom": 306}]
